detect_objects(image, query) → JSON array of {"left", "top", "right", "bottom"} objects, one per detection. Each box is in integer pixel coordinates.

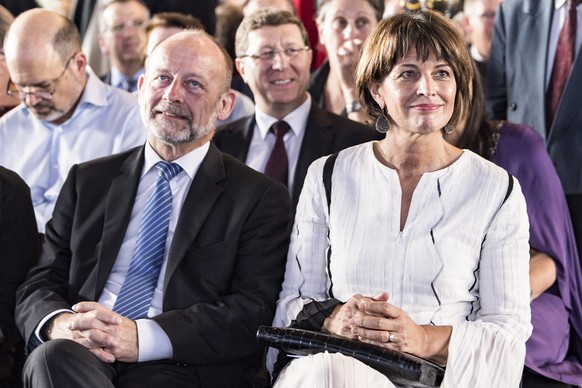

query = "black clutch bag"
[{"left": 257, "top": 326, "right": 445, "bottom": 387}]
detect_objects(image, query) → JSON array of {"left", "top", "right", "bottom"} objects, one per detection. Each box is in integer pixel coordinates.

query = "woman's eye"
[
  {"left": 401, "top": 70, "right": 416, "bottom": 79},
  {"left": 355, "top": 18, "right": 371, "bottom": 29},
  {"left": 332, "top": 17, "right": 348, "bottom": 30}
]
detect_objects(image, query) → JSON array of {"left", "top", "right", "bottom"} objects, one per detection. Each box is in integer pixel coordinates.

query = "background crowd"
[{"left": 0, "top": 0, "right": 580, "bottom": 387}]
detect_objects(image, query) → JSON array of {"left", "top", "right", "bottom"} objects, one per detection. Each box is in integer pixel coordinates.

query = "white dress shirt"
[
  {"left": 0, "top": 67, "right": 146, "bottom": 231},
  {"left": 245, "top": 94, "right": 311, "bottom": 194},
  {"left": 272, "top": 143, "right": 532, "bottom": 386},
  {"left": 34, "top": 141, "right": 209, "bottom": 362},
  {"left": 97, "top": 140, "right": 210, "bottom": 361},
  {"left": 545, "top": 0, "right": 582, "bottom": 88},
  {"left": 110, "top": 66, "right": 144, "bottom": 92}
]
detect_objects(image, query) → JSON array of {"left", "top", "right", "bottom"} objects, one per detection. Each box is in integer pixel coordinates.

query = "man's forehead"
[
  {"left": 247, "top": 24, "right": 304, "bottom": 46},
  {"left": 147, "top": 38, "right": 223, "bottom": 75}
]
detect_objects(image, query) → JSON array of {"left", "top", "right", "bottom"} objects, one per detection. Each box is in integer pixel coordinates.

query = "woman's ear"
[{"left": 369, "top": 83, "right": 384, "bottom": 109}]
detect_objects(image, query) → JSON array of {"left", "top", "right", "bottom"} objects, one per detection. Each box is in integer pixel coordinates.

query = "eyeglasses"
[
  {"left": 479, "top": 10, "right": 496, "bottom": 20},
  {"left": 6, "top": 53, "right": 77, "bottom": 101},
  {"left": 104, "top": 19, "right": 146, "bottom": 34},
  {"left": 239, "top": 46, "right": 310, "bottom": 62}
]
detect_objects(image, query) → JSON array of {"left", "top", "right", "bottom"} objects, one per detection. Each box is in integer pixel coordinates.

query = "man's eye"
[
  {"left": 111, "top": 24, "right": 124, "bottom": 33},
  {"left": 186, "top": 80, "right": 200, "bottom": 89},
  {"left": 259, "top": 51, "right": 276, "bottom": 60},
  {"left": 151, "top": 75, "right": 170, "bottom": 85}
]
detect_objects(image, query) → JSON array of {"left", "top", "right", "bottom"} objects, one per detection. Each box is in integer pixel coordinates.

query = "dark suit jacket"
[
  {"left": 0, "top": 167, "right": 39, "bottom": 345},
  {"left": 0, "top": 167, "right": 38, "bottom": 386},
  {"left": 213, "top": 103, "right": 382, "bottom": 216},
  {"left": 100, "top": 71, "right": 112, "bottom": 86},
  {"left": 15, "top": 143, "right": 290, "bottom": 386},
  {"left": 486, "top": 0, "right": 582, "bottom": 195}
]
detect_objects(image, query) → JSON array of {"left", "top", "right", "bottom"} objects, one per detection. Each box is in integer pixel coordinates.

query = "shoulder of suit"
[
  {"left": 214, "top": 115, "right": 253, "bottom": 135},
  {"left": 75, "top": 146, "right": 142, "bottom": 175}
]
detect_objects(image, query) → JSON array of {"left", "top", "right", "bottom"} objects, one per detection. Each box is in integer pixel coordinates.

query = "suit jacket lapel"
[
  {"left": 522, "top": 0, "right": 553, "bottom": 138},
  {"left": 550, "top": 38, "right": 582, "bottom": 143},
  {"left": 292, "top": 103, "right": 334, "bottom": 207},
  {"left": 216, "top": 115, "right": 255, "bottom": 162},
  {"left": 95, "top": 147, "right": 144, "bottom": 298},
  {"left": 164, "top": 143, "right": 225, "bottom": 289}
]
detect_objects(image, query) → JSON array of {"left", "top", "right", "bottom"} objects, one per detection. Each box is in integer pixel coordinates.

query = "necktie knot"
[
  {"left": 270, "top": 121, "right": 290, "bottom": 139},
  {"left": 122, "top": 78, "right": 137, "bottom": 92},
  {"left": 155, "top": 161, "right": 182, "bottom": 182}
]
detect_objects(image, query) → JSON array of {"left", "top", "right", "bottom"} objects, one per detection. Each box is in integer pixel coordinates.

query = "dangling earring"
[
  {"left": 375, "top": 113, "right": 390, "bottom": 134},
  {"left": 444, "top": 123, "right": 453, "bottom": 134}
]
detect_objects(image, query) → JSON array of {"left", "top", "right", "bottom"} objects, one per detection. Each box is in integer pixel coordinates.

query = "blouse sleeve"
[
  {"left": 444, "top": 176, "right": 532, "bottom": 386},
  {"left": 272, "top": 157, "right": 335, "bottom": 329}
]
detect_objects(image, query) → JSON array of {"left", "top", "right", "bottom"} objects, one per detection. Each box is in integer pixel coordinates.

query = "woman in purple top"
[{"left": 447, "top": 64, "right": 582, "bottom": 387}]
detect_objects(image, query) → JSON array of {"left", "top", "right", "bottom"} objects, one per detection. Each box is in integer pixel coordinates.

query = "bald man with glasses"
[{"left": 0, "top": 9, "right": 145, "bottom": 232}]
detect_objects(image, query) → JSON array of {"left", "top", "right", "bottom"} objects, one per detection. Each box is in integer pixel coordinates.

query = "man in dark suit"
[
  {"left": 486, "top": 0, "right": 582, "bottom": 271},
  {"left": 15, "top": 29, "right": 290, "bottom": 388},
  {"left": 214, "top": 9, "right": 381, "bottom": 215}
]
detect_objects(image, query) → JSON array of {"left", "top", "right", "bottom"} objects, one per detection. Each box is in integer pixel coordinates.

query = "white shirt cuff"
[
  {"left": 33, "top": 309, "right": 75, "bottom": 343},
  {"left": 135, "top": 319, "right": 173, "bottom": 362}
]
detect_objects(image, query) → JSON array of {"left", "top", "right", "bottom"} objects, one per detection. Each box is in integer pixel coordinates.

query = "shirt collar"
[
  {"left": 111, "top": 66, "right": 144, "bottom": 89},
  {"left": 142, "top": 140, "right": 210, "bottom": 180},
  {"left": 254, "top": 93, "right": 312, "bottom": 140},
  {"left": 81, "top": 66, "right": 110, "bottom": 108},
  {"left": 555, "top": 0, "right": 566, "bottom": 9}
]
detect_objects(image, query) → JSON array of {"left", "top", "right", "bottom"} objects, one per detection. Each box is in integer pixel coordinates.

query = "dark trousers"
[
  {"left": 23, "top": 339, "right": 260, "bottom": 388},
  {"left": 566, "top": 194, "right": 582, "bottom": 259}
]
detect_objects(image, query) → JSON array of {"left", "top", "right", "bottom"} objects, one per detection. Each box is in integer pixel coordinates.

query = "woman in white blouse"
[{"left": 270, "top": 10, "right": 532, "bottom": 388}]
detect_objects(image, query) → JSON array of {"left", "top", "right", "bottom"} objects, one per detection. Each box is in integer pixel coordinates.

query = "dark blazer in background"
[
  {"left": 213, "top": 102, "right": 382, "bottom": 216},
  {"left": 0, "top": 167, "right": 39, "bottom": 387},
  {"left": 15, "top": 143, "right": 290, "bottom": 386},
  {"left": 142, "top": 0, "right": 217, "bottom": 35},
  {"left": 486, "top": 0, "right": 582, "bottom": 260}
]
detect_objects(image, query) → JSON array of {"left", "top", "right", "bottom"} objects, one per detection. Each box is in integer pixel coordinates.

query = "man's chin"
[{"left": 30, "top": 109, "right": 62, "bottom": 122}]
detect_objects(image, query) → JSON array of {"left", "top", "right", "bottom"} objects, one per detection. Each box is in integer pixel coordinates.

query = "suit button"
[{"left": 510, "top": 102, "right": 518, "bottom": 111}]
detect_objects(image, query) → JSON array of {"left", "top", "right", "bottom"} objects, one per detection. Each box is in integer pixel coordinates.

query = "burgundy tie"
[
  {"left": 547, "top": 0, "right": 578, "bottom": 129},
  {"left": 264, "top": 121, "right": 290, "bottom": 186}
]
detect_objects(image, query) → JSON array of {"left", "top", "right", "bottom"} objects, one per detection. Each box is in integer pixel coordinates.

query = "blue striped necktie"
[{"left": 113, "top": 161, "right": 182, "bottom": 319}]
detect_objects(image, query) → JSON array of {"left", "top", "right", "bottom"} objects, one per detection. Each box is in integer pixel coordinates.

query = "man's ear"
[
  {"left": 97, "top": 34, "right": 108, "bottom": 55},
  {"left": 71, "top": 51, "right": 88, "bottom": 76},
  {"left": 235, "top": 58, "right": 249, "bottom": 84},
  {"left": 216, "top": 90, "right": 237, "bottom": 121}
]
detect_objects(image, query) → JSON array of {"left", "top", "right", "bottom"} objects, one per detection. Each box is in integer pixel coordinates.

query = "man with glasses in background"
[
  {"left": 0, "top": 8, "right": 145, "bottom": 232},
  {"left": 214, "top": 9, "right": 380, "bottom": 218},
  {"left": 98, "top": 0, "right": 150, "bottom": 93},
  {"left": 458, "top": 0, "right": 501, "bottom": 83}
]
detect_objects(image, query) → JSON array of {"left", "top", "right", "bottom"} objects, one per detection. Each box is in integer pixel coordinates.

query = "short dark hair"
[
  {"left": 145, "top": 12, "right": 204, "bottom": 34},
  {"left": 0, "top": 5, "right": 14, "bottom": 45},
  {"left": 215, "top": 3, "right": 244, "bottom": 62},
  {"left": 317, "top": 0, "right": 384, "bottom": 23},
  {"left": 235, "top": 9, "right": 309, "bottom": 58},
  {"left": 355, "top": 10, "right": 473, "bottom": 131}
]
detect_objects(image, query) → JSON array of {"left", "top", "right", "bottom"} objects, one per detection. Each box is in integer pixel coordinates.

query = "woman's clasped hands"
[{"left": 323, "top": 292, "right": 449, "bottom": 363}]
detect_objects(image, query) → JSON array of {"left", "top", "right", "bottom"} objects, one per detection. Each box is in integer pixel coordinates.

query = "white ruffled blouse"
[{"left": 272, "top": 142, "right": 532, "bottom": 387}]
